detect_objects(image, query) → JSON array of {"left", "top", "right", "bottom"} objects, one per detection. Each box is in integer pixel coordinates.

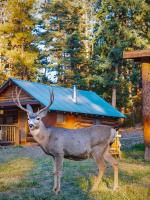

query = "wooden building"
[{"left": 0, "top": 78, "right": 125, "bottom": 155}]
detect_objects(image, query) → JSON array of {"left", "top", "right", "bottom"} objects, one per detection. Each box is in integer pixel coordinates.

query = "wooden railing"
[{"left": 0, "top": 125, "right": 19, "bottom": 144}]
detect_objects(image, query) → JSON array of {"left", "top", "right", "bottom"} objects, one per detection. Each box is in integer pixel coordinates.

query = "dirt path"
[{"left": 119, "top": 127, "right": 144, "bottom": 148}]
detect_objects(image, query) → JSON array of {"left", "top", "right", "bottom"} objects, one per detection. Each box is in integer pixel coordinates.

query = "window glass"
[{"left": 57, "top": 113, "right": 64, "bottom": 123}]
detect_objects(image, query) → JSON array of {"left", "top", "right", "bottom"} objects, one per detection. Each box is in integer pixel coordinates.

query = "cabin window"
[
  {"left": 94, "top": 119, "right": 101, "bottom": 125},
  {"left": 57, "top": 113, "right": 64, "bottom": 123},
  {"left": 0, "top": 110, "right": 18, "bottom": 124}
]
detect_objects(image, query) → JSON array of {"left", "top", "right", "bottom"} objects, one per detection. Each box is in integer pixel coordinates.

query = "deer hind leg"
[
  {"left": 91, "top": 151, "right": 106, "bottom": 191},
  {"left": 53, "top": 155, "right": 63, "bottom": 194},
  {"left": 103, "top": 147, "right": 118, "bottom": 190}
]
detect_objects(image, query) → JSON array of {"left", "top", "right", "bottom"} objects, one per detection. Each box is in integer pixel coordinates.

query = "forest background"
[{"left": 0, "top": 0, "right": 150, "bottom": 126}]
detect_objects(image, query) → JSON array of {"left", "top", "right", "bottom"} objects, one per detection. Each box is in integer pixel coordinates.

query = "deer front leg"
[
  {"left": 103, "top": 148, "right": 118, "bottom": 190},
  {"left": 53, "top": 155, "right": 63, "bottom": 194}
]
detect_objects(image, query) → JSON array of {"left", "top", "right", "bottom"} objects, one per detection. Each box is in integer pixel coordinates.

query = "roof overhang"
[{"left": 0, "top": 100, "right": 39, "bottom": 107}]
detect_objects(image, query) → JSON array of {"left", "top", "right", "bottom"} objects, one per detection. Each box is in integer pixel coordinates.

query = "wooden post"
[
  {"left": 15, "top": 126, "right": 20, "bottom": 145},
  {"left": 123, "top": 50, "right": 150, "bottom": 160},
  {"left": 142, "top": 60, "right": 150, "bottom": 160}
]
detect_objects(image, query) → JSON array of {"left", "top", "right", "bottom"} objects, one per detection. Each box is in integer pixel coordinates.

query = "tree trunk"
[
  {"left": 141, "top": 60, "right": 150, "bottom": 160},
  {"left": 112, "top": 87, "right": 116, "bottom": 108},
  {"left": 112, "top": 66, "right": 118, "bottom": 108},
  {"left": 81, "top": 0, "right": 93, "bottom": 59}
]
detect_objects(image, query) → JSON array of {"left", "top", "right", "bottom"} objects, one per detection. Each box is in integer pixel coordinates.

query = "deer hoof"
[
  {"left": 53, "top": 187, "right": 60, "bottom": 195},
  {"left": 93, "top": 176, "right": 98, "bottom": 181},
  {"left": 91, "top": 185, "right": 99, "bottom": 192},
  {"left": 113, "top": 186, "right": 119, "bottom": 191}
]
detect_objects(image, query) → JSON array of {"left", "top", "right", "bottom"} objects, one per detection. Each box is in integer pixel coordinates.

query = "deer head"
[{"left": 12, "top": 87, "right": 54, "bottom": 131}]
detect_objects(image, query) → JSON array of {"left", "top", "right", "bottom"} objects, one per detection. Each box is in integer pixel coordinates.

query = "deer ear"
[
  {"left": 39, "top": 110, "right": 48, "bottom": 118},
  {"left": 26, "top": 104, "right": 33, "bottom": 113}
]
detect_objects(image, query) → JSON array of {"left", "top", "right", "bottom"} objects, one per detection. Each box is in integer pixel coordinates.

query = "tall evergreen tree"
[
  {"left": 92, "top": 0, "right": 149, "bottom": 109},
  {"left": 39, "top": 0, "right": 95, "bottom": 88},
  {"left": 0, "top": 0, "right": 39, "bottom": 82}
]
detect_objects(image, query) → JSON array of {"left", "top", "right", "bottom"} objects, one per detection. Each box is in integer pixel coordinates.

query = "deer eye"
[{"left": 36, "top": 117, "right": 40, "bottom": 120}]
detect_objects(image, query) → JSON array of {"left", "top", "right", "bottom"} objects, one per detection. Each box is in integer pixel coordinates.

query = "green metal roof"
[{"left": 9, "top": 78, "right": 125, "bottom": 118}]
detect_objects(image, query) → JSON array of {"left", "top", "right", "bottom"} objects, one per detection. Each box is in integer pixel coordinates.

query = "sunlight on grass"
[
  {"left": 0, "top": 144, "right": 149, "bottom": 200},
  {"left": 120, "top": 162, "right": 150, "bottom": 179},
  {"left": 77, "top": 176, "right": 89, "bottom": 192},
  {"left": 0, "top": 158, "right": 35, "bottom": 192}
]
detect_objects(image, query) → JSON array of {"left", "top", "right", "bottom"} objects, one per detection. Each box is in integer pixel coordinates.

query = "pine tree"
[
  {"left": 92, "top": 0, "right": 149, "bottom": 109},
  {"left": 39, "top": 0, "right": 95, "bottom": 88},
  {"left": 0, "top": 0, "right": 39, "bottom": 81}
]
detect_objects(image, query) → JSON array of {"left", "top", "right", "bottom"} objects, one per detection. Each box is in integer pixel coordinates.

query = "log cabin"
[{"left": 0, "top": 78, "right": 125, "bottom": 155}]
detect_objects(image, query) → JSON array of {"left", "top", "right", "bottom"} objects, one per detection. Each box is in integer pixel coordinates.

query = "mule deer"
[{"left": 12, "top": 88, "right": 119, "bottom": 194}]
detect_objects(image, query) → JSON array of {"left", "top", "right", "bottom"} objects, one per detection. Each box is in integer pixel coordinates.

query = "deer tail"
[{"left": 110, "top": 128, "right": 117, "bottom": 145}]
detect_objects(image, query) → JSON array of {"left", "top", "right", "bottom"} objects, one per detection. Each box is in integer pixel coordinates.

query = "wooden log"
[
  {"left": 142, "top": 61, "right": 150, "bottom": 160},
  {"left": 144, "top": 116, "right": 150, "bottom": 160},
  {"left": 123, "top": 50, "right": 150, "bottom": 59}
]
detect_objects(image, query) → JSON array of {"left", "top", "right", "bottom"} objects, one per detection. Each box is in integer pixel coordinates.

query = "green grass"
[
  {"left": 122, "top": 144, "right": 145, "bottom": 161},
  {"left": 0, "top": 144, "right": 149, "bottom": 200}
]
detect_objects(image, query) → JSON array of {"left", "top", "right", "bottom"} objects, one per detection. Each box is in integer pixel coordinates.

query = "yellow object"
[{"left": 110, "top": 132, "right": 121, "bottom": 157}]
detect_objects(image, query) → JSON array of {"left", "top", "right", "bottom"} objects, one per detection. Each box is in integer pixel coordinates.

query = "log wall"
[
  {"left": 55, "top": 113, "right": 117, "bottom": 129},
  {"left": 0, "top": 83, "right": 34, "bottom": 103},
  {"left": 42, "top": 112, "right": 57, "bottom": 127}
]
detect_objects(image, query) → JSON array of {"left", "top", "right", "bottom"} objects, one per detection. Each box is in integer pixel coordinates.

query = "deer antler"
[
  {"left": 12, "top": 87, "right": 54, "bottom": 114},
  {"left": 37, "top": 89, "right": 54, "bottom": 115},
  {"left": 12, "top": 87, "right": 30, "bottom": 113}
]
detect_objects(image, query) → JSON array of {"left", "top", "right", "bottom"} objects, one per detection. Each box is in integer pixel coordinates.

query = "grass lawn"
[{"left": 0, "top": 144, "right": 149, "bottom": 200}]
